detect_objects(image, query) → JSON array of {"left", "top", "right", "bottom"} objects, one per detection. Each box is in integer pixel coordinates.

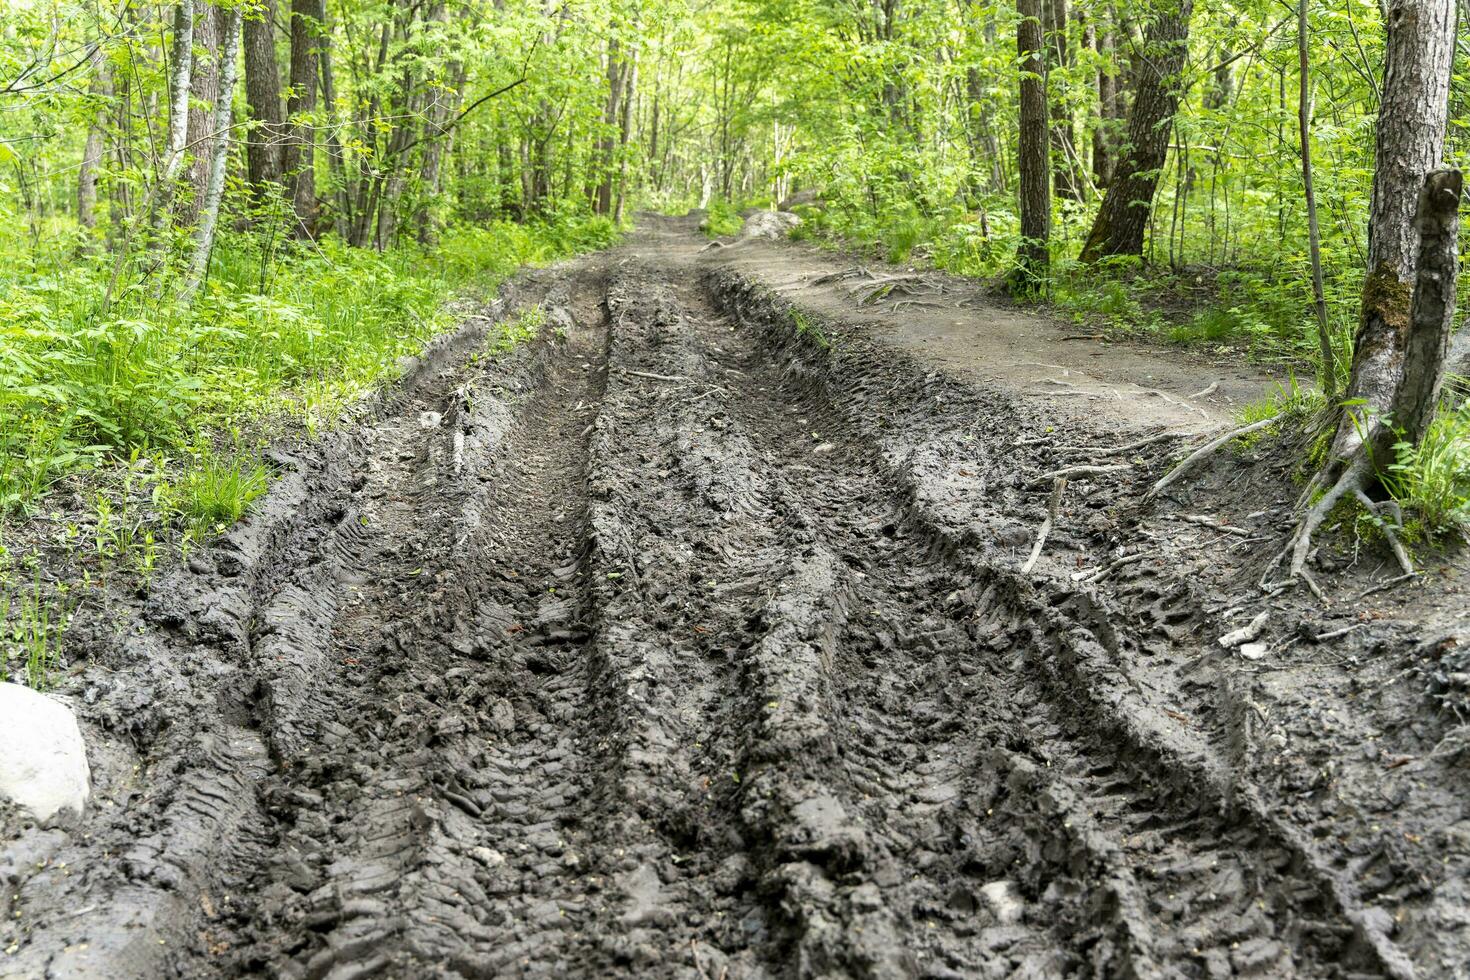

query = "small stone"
[
  {"left": 1239, "top": 643, "right": 1269, "bottom": 661},
  {"left": 978, "top": 880, "right": 1024, "bottom": 925}
]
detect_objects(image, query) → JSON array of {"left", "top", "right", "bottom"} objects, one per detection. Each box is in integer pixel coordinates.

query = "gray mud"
[{"left": 2, "top": 219, "right": 1463, "bottom": 979}]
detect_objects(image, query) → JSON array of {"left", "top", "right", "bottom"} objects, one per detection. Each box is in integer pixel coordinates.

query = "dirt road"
[{"left": 3, "top": 218, "right": 1465, "bottom": 978}]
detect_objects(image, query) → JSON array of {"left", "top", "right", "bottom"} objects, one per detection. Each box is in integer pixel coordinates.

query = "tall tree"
[
  {"left": 151, "top": 1, "right": 196, "bottom": 226},
  {"left": 77, "top": 45, "right": 111, "bottom": 243},
  {"left": 1045, "top": 0, "right": 1080, "bottom": 200},
  {"left": 1011, "top": 0, "right": 1050, "bottom": 295},
  {"left": 184, "top": 6, "right": 244, "bottom": 300},
  {"left": 1285, "top": 0, "right": 1458, "bottom": 578},
  {"left": 283, "top": 0, "right": 325, "bottom": 234},
  {"left": 243, "top": 0, "right": 285, "bottom": 193},
  {"left": 1297, "top": 0, "right": 1334, "bottom": 396},
  {"left": 1079, "top": 0, "right": 1193, "bottom": 262},
  {"left": 182, "top": 0, "right": 222, "bottom": 226}
]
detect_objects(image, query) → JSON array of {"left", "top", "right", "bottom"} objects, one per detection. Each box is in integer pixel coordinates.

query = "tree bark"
[
  {"left": 1392, "top": 168, "right": 1461, "bottom": 447},
  {"left": 1012, "top": 0, "right": 1050, "bottom": 295},
  {"left": 1079, "top": 0, "right": 1192, "bottom": 263},
  {"left": 1284, "top": 0, "right": 1458, "bottom": 579},
  {"left": 283, "top": 0, "right": 324, "bottom": 235},
  {"left": 1298, "top": 0, "right": 1335, "bottom": 396},
  {"left": 77, "top": 46, "right": 111, "bottom": 243},
  {"left": 1092, "top": 14, "right": 1113, "bottom": 185},
  {"left": 595, "top": 37, "right": 627, "bottom": 216},
  {"left": 152, "top": 1, "right": 196, "bottom": 226},
  {"left": 183, "top": 7, "right": 243, "bottom": 301},
  {"left": 242, "top": 0, "right": 284, "bottom": 193},
  {"left": 1331, "top": 0, "right": 1457, "bottom": 461},
  {"left": 182, "top": 0, "right": 222, "bottom": 226},
  {"left": 1045, "top": 0, "right": 1079, "bottom": 200}
]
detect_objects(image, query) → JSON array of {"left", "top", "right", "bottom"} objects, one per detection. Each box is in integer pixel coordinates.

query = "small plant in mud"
[
  {"left": 0, "top": 576, "right": 71, "bottom": 689},
  {"left": 165, "top": 447, "right": 271, "bottom": 540},
  {"left": 489, "top": 306, "right": 548, "bottom": 356},
  {"left": 790, "top": 308, "right": 829, "bottom": 349}
]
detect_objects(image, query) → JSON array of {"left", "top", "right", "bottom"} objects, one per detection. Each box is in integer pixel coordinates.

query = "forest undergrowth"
[{"left": 0, "top": 213, "right": 615, "bottom": 685}]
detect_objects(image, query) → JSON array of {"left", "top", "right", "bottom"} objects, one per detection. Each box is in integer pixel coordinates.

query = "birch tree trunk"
[
  {"left": 77, "top": 47, "right": 111, "bottom": 244},
  {"left": 1079, "top": 0, "right": 1192, "bottom": 262},
  {"left": 152, "top": 1, "right": 196, "bottom": 228},
  {"left": 183, "top": 7, "right": 243, "bottom": 301},
  {"left": 1011, "top": 0, "right": 1050, "bottom": 296}
]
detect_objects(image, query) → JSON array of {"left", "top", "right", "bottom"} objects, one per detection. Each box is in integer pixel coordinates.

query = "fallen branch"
[
  {"left": 1173, "top": 513, "right": 1255, "bottom": 538},
  {"left": 1147, "top": 414, "right": 1283, "bottom": 499},
  {"left": 1072, "top": 552, "right": 1146, "bottom": 584},
  {"left": 1021, "top": 478, "right": 1068, "bottom": 575},
  {"left": 1357, "top": 571, "right": 1420, "bottom": 600},
  {"left": 1057, "top": 430, "right": 1186, "bottom": 456},
  {"left": 1219, "top": 611, "right": 1269, "bottom": 648},
  {"left": 1187, "top": 380, "right": 1220, "bottom": 400},
  {"left": 621, "top": 369, "right": 689, "bottom": 384},
  {"left": 1038, "top": 462, "right": 1132, "bottom": 482},
  {"left": 1314, "top": 623, "right": 1363, "bottom": 642},
  {"left": 1060, "top": 333, "right": 1105, "bottom": 341}
]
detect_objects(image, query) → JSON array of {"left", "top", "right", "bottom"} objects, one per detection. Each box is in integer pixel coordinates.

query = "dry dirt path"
[{"left": 2, "top": 218, "right": 1462, "bottom": 979}]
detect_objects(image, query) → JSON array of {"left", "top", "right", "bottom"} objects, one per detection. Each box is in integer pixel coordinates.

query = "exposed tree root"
[
  {"left": 1021, "top": 477, "right": 1068, "bottom": 574},
  {"left": 1146, "top": 414, "right": 1283, "bottom": 500},
  {"left": 1284, "top": 453, "right": 1413, "bottom": 580}
]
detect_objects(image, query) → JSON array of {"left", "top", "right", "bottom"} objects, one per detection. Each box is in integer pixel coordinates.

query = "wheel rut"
[{"left": 1, "top": 243, "right": 1408, "bottom": 980}]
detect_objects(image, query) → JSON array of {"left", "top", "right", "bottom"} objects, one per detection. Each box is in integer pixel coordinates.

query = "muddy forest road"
[{"left": 3, "top": 217, "right": 1459, "bottom": 980}]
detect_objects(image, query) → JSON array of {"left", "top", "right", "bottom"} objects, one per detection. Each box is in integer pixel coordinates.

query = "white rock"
[
  {"left": 739, "top": 210, "right": 801, "bottom": 240},
  {"left": 0, "top": 683, "right": 90, "bottom": 824},
  {"left": 978, "top": 879, "right": 1024, "bottom": 925},
  {"left": 1239, "top": 642, "right": 1269, "bottom": 661}
]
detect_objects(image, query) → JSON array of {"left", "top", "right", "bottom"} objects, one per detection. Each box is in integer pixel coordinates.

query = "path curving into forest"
[{"left": 1, "top": 217, "right": 1457, "bottom": 979}]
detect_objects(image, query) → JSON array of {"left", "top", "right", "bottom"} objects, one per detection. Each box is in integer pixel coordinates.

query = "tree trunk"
[
  {"left": 242, "top": 0, "right": 284, "bottom": 193},
  {"left": 595, "top": 38, "right": 627, "bottom": 216},
  {"left": 1079, "top": 0, "right": 1192, "bottom": 263},
  {"left": 1011, "top": 0, "right": 1050, "bottom": 295},
  {"left": 1392, "top": 169, "right": 1461, "bottom": 447},
  {"left": 1330, "top": 0, "right": 1457, "bottom": 461},
  {"left": 152, "top": 1, "right": 196, "bottom": 226},
  {"left": 1045, "top": 0, "right": 1079, "bottom": 200},
  {"left": 182, "top": 0, "right": 222, "bottom": 226},
  {"left": 318, "top": 16, "right": 351, "bottom": 233},
  {"left": 77, "top": 47, "right": 111, "bottom": 244},
  {"left": 283, "top": 0, "right": 324, "bottom": 236},
  {"left": 1298, "top": 0, "right": 1335, "bottom": 396},
  {"left": 613, "top": 52, "right": 639, "bottom": 224},
  {"left": 1093, "top": 14, "right": 1114, "bottom": 185},
  {"left": 183, "top": 7, "right": 243, "bottom": 301},
  {"left": 1285, "top": 0, "right": 1458, "bottom": 579}
]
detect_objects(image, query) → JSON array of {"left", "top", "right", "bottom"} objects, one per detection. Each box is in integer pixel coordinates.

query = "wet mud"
[{"left": 2, "top": 220, "right": 1464, "bottom": 979}]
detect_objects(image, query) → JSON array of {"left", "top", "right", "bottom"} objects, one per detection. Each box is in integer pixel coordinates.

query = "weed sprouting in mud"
[
  {"left": 164, "top": 448, "right": 271, "bottom": 540},
  {"left": 0, "top": 575, "right": 70, "bottom": 689}
]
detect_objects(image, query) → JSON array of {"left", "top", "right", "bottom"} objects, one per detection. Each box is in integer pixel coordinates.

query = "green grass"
[
  {"left": 0, "top": 214, "right": 617, "bottom": 522},
  {"left": 0, "top": 577, "right": 69, "bottom": 689},
  {"left": 701, "top": 202, "right": 744, "bottom": 237},
  {"left": 167, "top": 449, "right": 271, "bottom": 533},
  {"left": 1384, "top": 403, "right": 1470, "bottom": 542}
]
